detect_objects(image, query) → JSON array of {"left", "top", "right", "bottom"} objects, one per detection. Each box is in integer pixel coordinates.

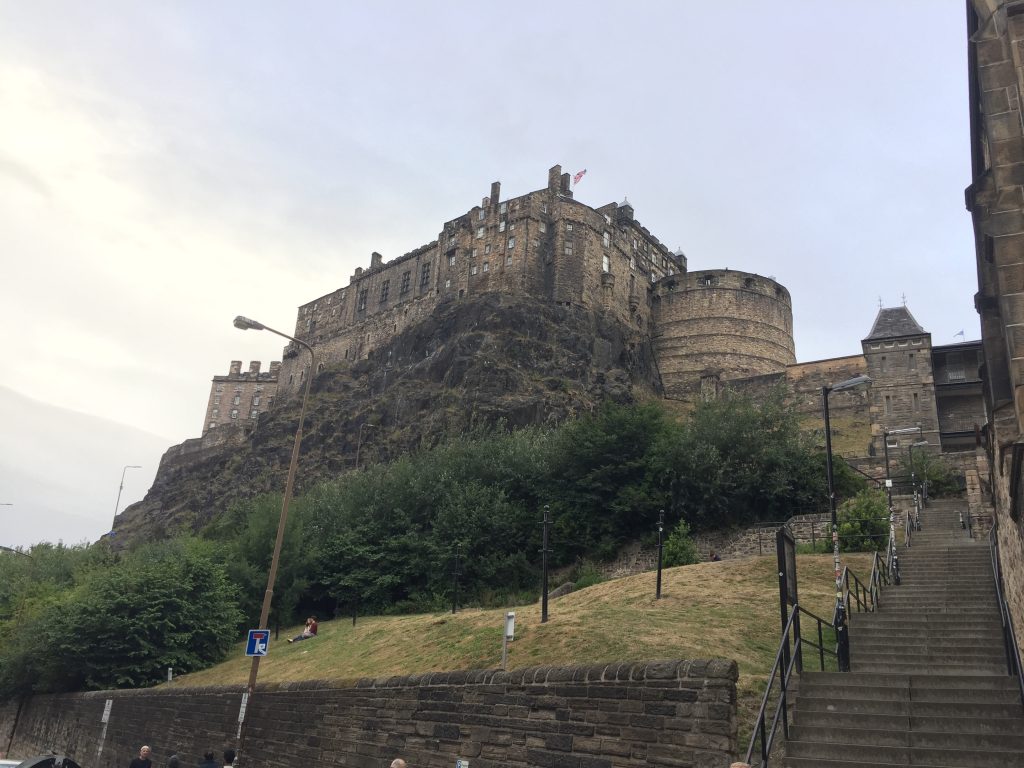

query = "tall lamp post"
[
  {"left": 822, "top": 373, "right": 871, "bottom": 672},
  {"left": 112, "top": 465, "right": 142, "bottom": 529},
  {"left": 233, "top": 315, "right": 315, "bottom": 765},
  {"left": 882, "top": 426, "right": 923, "bottom": 482}
]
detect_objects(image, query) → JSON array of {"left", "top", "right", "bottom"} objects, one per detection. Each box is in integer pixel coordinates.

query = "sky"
[{"left": 0, "top": 1, "right": 979, "bottom": 546}]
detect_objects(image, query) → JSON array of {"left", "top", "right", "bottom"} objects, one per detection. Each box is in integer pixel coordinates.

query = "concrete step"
[
  {"left": 793, "top": 693, "right": 1024, "bottom": 718},
  {"left": 788, "top": 724, "right": 1024, "bottom": 750},
  {"left": 851, "top": 661, "right": 1009, "bottom": 675},
  {"left": 784, "top": 739, "right": 1024, "bottom": 766},
  {"left": 793, "top": 709, "right": 1024, "bottom": 729},
  {"left": 851, "top": 640, "right": 1005, "bottom": 655}
]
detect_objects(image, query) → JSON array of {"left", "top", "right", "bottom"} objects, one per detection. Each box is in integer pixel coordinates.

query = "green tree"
[
  {"left": 662, "top": 519, "right": 700, "bottom": 567},
  {"left": 835, "top": 489, "right": 889, "bottom": 552},
  {"left": 895, "top": 450, "right": 961, "bottom": 497}
]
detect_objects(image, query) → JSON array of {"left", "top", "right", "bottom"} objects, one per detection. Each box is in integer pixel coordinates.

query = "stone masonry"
[
  {"left": 2, "top": 660, "right": 738, "bottom": 768},
  {"left": 202, "top": 360, "right": 280, "bottom": 436}
]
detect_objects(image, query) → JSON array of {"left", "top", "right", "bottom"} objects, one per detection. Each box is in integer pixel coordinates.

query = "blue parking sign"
[{"left": 246, "top": 629, "right": 270, "bottom": 657}]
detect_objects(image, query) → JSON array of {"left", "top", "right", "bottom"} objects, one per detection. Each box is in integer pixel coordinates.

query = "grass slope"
[{"left": 169, "top": 553, "right": 870, "bottom": 733}]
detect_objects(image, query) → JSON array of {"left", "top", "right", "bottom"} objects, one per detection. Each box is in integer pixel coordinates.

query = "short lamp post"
[
  {"left": 233, "top": 315, "right": 315, "bottom": 765},
  {"left": 112, "top": 465, "right": 142, "bottom": 530},
  {"left": 822, "top": 373, "right": 871, "bottom": 673},
  {"left": 655, "top": 509, "right": 665, "bottom": 600}
]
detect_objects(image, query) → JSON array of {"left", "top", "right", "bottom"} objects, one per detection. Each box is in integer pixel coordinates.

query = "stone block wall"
[
  {"left": 2, "top": 661, "right": 738, "bottom": 768},
  {"left": 202, "top": 361, "right": 280, "bottom": 436}
]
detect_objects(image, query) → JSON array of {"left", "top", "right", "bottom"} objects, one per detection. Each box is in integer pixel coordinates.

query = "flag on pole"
[
  {"left": 573, "top": 168, "right": 587, "bottom": 186},
  {"left": 954, "top": 329, "right": 965, "bottom": 339}
]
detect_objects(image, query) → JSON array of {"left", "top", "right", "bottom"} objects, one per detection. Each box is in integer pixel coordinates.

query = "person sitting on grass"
[{"left": 288, "top": 615, "right": 318, "bottom": 643}]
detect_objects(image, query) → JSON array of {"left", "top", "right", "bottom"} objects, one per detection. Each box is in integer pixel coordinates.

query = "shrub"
[{"left": 663, "top": 519, "right": 701, "bottom": 567}]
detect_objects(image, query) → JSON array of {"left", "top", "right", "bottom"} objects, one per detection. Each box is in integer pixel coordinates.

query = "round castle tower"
[{"left": 652, "top": 269, "right": 796, "bottom": 398}]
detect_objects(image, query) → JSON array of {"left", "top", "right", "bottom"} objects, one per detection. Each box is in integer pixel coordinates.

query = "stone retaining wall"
[{"left": 2, "top": 660, "right": 738, "bottom": 768}]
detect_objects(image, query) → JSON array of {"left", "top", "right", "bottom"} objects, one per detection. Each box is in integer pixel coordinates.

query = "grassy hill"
[{"left": 167, "top": 552, "right": 871, "bottom": 734}]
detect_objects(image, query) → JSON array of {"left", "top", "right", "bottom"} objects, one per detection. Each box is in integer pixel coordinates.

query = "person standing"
[
  {"left": 129, "top": 746, "right": 153, "bottom": 768},
  {"left": 222, "top": 749, "right": 236, "bottom": 768},
  {"left": 198, "top": 752, "right": 218, "bottom": 768}
]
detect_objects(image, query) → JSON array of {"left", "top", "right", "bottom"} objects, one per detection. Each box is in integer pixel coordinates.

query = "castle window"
[
  {"left": 539, "top": 221, "right": 547, "bottom": 233},
  {"left": 509, "top": 222, "right": 515, "bottom": 231},
  {"left": 478, "top": 209, "right": 485, "bottom": 221},
  {"left": 233, "top": 395, "right": 241, "bottom": 405},
  {"left": 358, "top": 289, "right": 368, "bottom": 311},
  {"left": 566, "top": 222, "right": 573, "bottom": 232},
  {"left": 699, "top": 275, "right": 717, "bottom": 286},
  {"left": 884, "top": 395, "right": 892, "bottom": 416},
  {"left": 214, "top": 396, "right": 220, "bottom": 405},
  {"left": 500, "top": 202, "right": 507, "bottom": 214},
  {"left": 507, "top": 237, "right": 515, "bottom": 250},
  {"left": 253, "top": 396, "right": 261, "bottom": 406},
  {"left": 483, "top": 262, "right": 490, "bottom": 272},
  {"left": 880, "top": 356, "right": 888, "bottom": 373},
  {"left": 400, "top": 271, "right": 411, "bottom": 295},
  {"left": 604, "top": 214, "right": 612, "bottom": 225},
  {"left": 471, "top": 265, "right": 478, "bottom": 275},
  {"left": 602, "top": 254, "right": 610, "bottom": 273},
  {"left": 445, "top": 278, "right": 452, "bottom": 288},
  {"left": 448, "top": 254, "right": 456, "bottom": 267},
  {"left": 499, "top": 220, "right": 506, "bottom": 233},
  {"left": 484, "top": 244, "right": 491, "bottom": 254},
  {"left": 476, "top": 227, "right": 484, "bottom": 239},
  {"left": 630, "top": 257, "right": 636, "bottom": 271},
  {"left": 471, "top": 248, "right": 478, "bottom": 259},
  {"left": 632, "top": 238, "right": 638, "bottom": 250},
  {"left": 603, "top": 231, "right": 610, "bottom": 248},
  {"left": 540, "top": 203, "right": 548, "bottom": 213},
  {"left": 913, "top": 392, "right": 920, "bottom": 412},
  {"left": 209, "top": 422, "right": 216, "bottom": 430},
  {"left": 380, "top": 280, "right": 390, "bottom": 303},
  {"left": 231, "top": 409, "right": 239, "bottom": 420},
  {"left": 908, "top": 353, "right": 916, "bottom": 371},
  {"left": 215, "top": 384, "right": 224, "bottom": 392},
  {"left": 506, "top": 255, "right": 512, "bottom": 265},
  {"left": 250, "top": 409, "right": 258, "bottom": 420},
  {"left": 564, "top": 241, "right": 574, "bottom": 256},
  {"left": 212, "top": 409, "right": 219, "bottom": 418},
  {"left": 447, "top": 235, "right": 455, "bottom": 247},
  {"left": 420, "top": 263, "right": 431, "bottom": 288}
]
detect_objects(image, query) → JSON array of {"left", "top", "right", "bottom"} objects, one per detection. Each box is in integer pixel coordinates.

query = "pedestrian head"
[
  {"left": 223, "top": 750, "right": 236, "bottom": 766},
  {"left": 140, "top": 747, "right": 152, "bottom": 759},
  {"left": 390, "top": 760, "right": 406, "bottom": 768},
  {"left": 168, "top": 756, "right": 180, "bottom": 768},
  {"left": 203, "top": 754, "right": 215, "bottom": 763}
]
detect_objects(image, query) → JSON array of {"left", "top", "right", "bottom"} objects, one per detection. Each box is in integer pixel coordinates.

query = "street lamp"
[
  {"left": 822, "top": 373, "right": 871, "bottom": 673},
  {"left": 112, "top": 465, "right": 142, "bottom": 527},
  {"left": 882, "top": 426, "right": 923, "bottom": 481},
  {"left": 655, "top": 509, "right": 665, "bottom": 600},
  {"left": 233, "top": 315, "right": 315, "bottom": 765},
  {"left": 354, "top": 423, "right": 378, "bottom": 470}
]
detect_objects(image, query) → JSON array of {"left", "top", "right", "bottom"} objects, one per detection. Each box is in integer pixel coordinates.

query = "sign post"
[
  {"left": 501, "top": 611, "right": 515, "bottom": 670},
  {"left": 245, "top": 629, "right": 270, "bottom": 657}
]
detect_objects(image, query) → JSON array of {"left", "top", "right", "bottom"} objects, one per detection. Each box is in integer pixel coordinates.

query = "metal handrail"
[
  {"left": 744, "top": 604, "right": 838, "bottom": 767},
  {"left": 988, "top": 528, "right": 1024, "bottom": 706}
]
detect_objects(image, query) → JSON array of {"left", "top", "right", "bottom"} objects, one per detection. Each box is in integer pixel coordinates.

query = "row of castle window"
[
  {"left": 209, "top": 408, "right": 260, "bottom": 421},
  {"left": 878, "top": 354, "right": 917, "bottom": 373},
  {"left": 213, "top": 394, "right": 262, "bottom": 406},
  {"left": 882, "top": 392, "right": 922, "bottom": 416}
]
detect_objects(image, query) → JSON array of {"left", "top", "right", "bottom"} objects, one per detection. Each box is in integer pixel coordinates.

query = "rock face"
[{"left": 113, "top": 293, "right": 662, "bottom": 546}]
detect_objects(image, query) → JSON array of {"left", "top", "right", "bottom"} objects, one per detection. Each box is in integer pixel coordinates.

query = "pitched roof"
[{"left": 864, "top": 306, "right": 926, "bottom": 341}]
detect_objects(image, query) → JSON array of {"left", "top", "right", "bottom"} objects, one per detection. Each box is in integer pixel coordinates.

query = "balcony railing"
[
  {"left": 939, "top": 417, "right": 984, "bottom": 434},
  {"left": 934, "top": 367, "right": 980, "bottom": 384}
]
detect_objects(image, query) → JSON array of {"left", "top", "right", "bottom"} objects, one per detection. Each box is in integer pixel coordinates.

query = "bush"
[
  {"left": 836, "top": 489, "right": 889, "bottom": 552},
  {"left": 572, "top": 561, "right": 605, "bottom": 590},
  {"left": 663, "top": 519, "right": 701, "bottom": 567}
]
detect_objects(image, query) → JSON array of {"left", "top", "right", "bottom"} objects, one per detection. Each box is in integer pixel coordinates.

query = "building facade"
[{"left": 202, "top": 360, "right": 280, "bottom": 436}]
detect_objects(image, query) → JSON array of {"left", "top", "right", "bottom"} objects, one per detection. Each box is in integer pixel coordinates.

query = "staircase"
[{"left": 783, "top": 499, "right": 1024, "bottom": 767}]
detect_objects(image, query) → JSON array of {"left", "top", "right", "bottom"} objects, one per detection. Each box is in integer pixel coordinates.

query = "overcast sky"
[{"left": 0, "top": 2, "right": 978, "bottom": 546}]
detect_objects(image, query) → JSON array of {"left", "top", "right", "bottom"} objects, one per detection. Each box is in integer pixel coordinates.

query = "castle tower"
[
  {"left": 861, "top": 305, "right": 940, "bottom": 465},
  {"left": 651, "top": 269, "right": 796, "bottom": 398}
]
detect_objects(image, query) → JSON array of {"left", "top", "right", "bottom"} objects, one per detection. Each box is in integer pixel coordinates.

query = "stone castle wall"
[
  {"left": 202, "top": 360, "right": 279, "bottom": 436},
  {"left": 652, "top": 270, "right": 796, "bottom": 399},
  {"left": 2, "top": 661, "right": 738, "bottom": 768},
  {"left": 275, "top": 166, "right": 683, "bottom": 398}
]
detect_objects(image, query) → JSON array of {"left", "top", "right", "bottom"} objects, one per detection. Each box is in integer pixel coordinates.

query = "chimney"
[
  {"left": 268, "top": 361, "right": 282, "bottom": 377},
  {"left": 249, "top": 361, "right": 261, "bottom": 376},
  {"left": 229, "top": 360, "right": 242, "bottom": 376},
  {"left": 548, "top": 165, "right": 562, "bottom": 192},
  {"left": 371, "top": 252, "right": 383, "bottom": 269},
  {"left": 354, "top": 266, "right": 363, "bottom": 278},
  {"left": 560, "top": 172, "right": 571, "bottom": 196},
  {"left": 481, "top": 196, "right": 490, "bottom": 209},
  {"left": 488, "top": 182, "right": 500, "bottom": 207}
]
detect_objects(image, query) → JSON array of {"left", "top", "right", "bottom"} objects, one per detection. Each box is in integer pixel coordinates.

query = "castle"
[{"left": 201, "top": 164, "right": 985, "bottom": 472}]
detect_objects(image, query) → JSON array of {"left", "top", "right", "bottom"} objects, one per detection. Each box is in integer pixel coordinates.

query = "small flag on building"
[
  {"left": 954, "top": 329, "right": 965, "bottom": 339},
  {"left": 573, "top": 168, "right": 587, "bottom": 186}
]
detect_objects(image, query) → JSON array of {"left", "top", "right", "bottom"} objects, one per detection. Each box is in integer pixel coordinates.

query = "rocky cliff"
[{"left": 113, "top": 292, "right": 662, "bottom": 545}]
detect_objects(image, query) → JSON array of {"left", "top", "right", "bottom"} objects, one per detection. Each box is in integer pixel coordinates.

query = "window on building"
[
  {"left": 884, "top": 395, "right": 892, "bottom": 416},
  {"left": 602, "top": 254, "right": 610, "bottom": 273},
  {"left": 233, "top": 395, "right": 240, "bottom": 405},
  {"left": 478, "top": 209, "right": 485, "bottom": 220},
  {"left": 358, "top": 288, "right": 368, "bottom": 311},
  {"left": 540, "top": 202, "right": 548, "bottom": 213},
  {"left": 500, "top": 202, "right": 507, "bottom": 214},
  {"left": 509, "top": 222, "right": 515, "bottom": 231},
  {"left": 880, "top": 356, "right": 888, "bottom": 373},
  {"left": 483, "top": 262, "right": 490, "bottom": 272},
  {"left": 447, "top": 235, "right": 456, "bottom": 247},
  {"left": 471, "top": 265, "right": 478, "bottom": 275},
  {"left": 507, "top": 237, "right": 515, "bottom": 250},
  {"left": 448, "top": 254, "right": 456, "bottom": 267},
  {"left": 209, "top": 422, "right": 217, "bottom": 430},
  {"left": 400, "top": 270, "right": 411, "bottom": 295},
  {"left": 231, "top": 409, "right": 239, "bottom": 420},
  {"left": 212, "top": 409, "right": 219, "bottom": 418},
  {"left": 445, "top": 278, "right": 451, "bottom": 288},
  {"left": 539, "top": 221, "right": 547, "bottom": 233},
  {"left": 471, "top": 247, "right": 478, "bottom": 258},
  {"left": 506, "top": 255, "right": 512, "bottom": 265},
  {"left": 484, "top": 244, "right": 491, "bottom": 254},
  {"left": 250, "top": 409, "right": 259, "bottom": 419},
  {"left": 566, "top": 222, "right": 573, "bottom": 232},
  {"left": 564, "top": 241, "right": 574, "bottom": 256},
  {"left": 214, "top": 396, "right": 220, "bottom": 405},
  {"left": 215, "top": 384, "right": 224, "bottom": 392},
  {"left": 604, "top": 214, "right": 612, "bottom": 225},
  {"left": 908, "top": 353, "right": 916, "bottom": 371},
  {"left": 253, "top": 396, "right": 260, "bottom": 406},
  {"left": 603, "top": 231, "right": 611, "bottom": 248},
  {"left": 380, "top": 280, "right": 390, "bottom": 303},
  {"left": 913, "top": 392, "right": 920, "bottom": 412},
  {"left": 476, "top": 226, "right": 484, "bottom": 239},
  {"left": 499, "top": 220, "right": 506, "bottom": 232},
  {"left": 630, "top": 257, "right": 636, "bottom": 271},
  {"left": 421, "top": 263, "right": 431, "bottom": 287}
]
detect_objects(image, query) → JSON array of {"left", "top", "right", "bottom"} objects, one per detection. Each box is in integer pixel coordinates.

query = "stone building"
[
  {"left": 202, "top": 360, "right": 280, "bottom": 436},
  {"left": 965, "top": 0, "right": 1024, "bottom": 647}
]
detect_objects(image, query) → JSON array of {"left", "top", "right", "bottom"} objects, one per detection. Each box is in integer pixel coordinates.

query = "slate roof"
[{"left": 864, "top": 306, "right": 926, "bottom": 341}]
